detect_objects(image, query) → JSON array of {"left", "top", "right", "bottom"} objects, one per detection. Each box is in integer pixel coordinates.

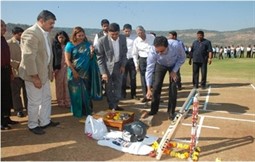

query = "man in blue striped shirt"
[{"left": 145, "top": 36, "right": 186, "bottom": 120}]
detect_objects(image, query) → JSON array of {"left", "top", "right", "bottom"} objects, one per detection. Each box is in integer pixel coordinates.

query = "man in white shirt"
[
  {"left": 252, "top": 45, "right": 255, "bottom": 58},
  {"left": 132, "top": 26, "right": 155, "bottom": 102},
  {"left": 246, "top": 45, "right": 252, "bottom": 58},
  {"left": 215, "top": 45, "right": 219, "bottom": 58},
  {"left": 230, "top": 45, "right": 235, "bottom": 58},
  {"left": 121, "top": 24, "right": 137, "bottom": 99},
  {"left": 240, "top": 45, "right": 244, "bottom": 58},
  {"left": 93, "top": 19, "right": 109, "bottom": 47},
  {"left": 235, "top": 45, "right": 241, "bottom": 58}
]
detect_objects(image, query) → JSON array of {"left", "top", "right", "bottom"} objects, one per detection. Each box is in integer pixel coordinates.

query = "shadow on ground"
[{"left": 210, "top": 83, "right": 251, "bottom": 88}]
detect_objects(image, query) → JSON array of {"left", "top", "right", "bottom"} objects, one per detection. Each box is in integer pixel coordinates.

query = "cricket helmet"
[{"left": 123, "top": 121, "right": 148, "bottom": 142}]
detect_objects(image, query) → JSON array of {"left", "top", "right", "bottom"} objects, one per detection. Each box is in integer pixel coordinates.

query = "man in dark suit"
[{"left": 96, "top": 23, "right": 127, "bottom": 111}]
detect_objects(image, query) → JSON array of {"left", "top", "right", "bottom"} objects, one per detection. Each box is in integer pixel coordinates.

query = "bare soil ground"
[{"left": 1, "top": 73, "right": 255, "bottom": 161}]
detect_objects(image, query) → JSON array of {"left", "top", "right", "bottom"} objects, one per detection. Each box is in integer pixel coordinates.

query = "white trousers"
[{"left": 25, "top": 80, "right": 52, "bottom": 129}]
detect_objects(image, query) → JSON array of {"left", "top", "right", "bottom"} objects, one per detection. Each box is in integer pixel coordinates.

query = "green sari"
[{"left": 65, "top": 41, "right": 101, "bottom": 118}]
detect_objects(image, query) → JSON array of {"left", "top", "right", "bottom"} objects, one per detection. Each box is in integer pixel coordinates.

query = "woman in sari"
[{"left": 65, "top": 27, "right": 100, "bottom": 118}]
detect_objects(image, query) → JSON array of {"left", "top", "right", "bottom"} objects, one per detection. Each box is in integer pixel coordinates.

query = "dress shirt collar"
[
  {"left": 36, "top": 23, "right": 49, "bottom": 36},
  {"left": 11, "top": 37, "right": 20, "bottom": 44},
  {"left": 110, "top": 37, "right": 119, "bottom": 42}
]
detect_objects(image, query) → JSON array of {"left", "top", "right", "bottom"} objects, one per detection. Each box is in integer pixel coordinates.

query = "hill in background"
[{"left": 5, "top": 23, "right": 255, "bottom": 47}]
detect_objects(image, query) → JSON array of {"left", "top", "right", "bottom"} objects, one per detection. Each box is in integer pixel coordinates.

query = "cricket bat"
[{"left": 156, "top": 88, "right": 197, "bottom": 160}]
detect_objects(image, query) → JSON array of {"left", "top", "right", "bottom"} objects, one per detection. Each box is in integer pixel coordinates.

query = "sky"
[{"left": 1, "top": 1, "right": 255, "bottom": 32}]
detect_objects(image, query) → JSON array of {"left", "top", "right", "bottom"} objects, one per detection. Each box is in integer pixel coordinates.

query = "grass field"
[{"left": 179, "top": 58, "right": 255, "bottom": 84}]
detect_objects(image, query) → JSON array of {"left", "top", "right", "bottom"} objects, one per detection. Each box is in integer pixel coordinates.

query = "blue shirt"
[
  {"left": 191, "top": 38, "right": 212, "bottom": 63},
  {"left": 145, "top": 39, "right": 186, "bottom": 86}
]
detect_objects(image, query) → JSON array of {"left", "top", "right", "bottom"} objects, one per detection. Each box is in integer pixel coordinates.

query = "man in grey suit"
[
  {"left": 19, "top": 10, "right": 59, "bottom": 135},
  {"left": 96, "top": 23, "right": 127, "bottom": 111}
]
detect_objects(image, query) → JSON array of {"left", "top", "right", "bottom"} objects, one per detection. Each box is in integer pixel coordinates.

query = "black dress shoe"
[
  {"left": 41, "top": 121, "right": 60, "bottom": 129},
  {"left": 131, "top": 95, "right": 139, "bottom": 100},
  {"left": 115, "top": 106, "right": 124, "bottom": 111},
  {"left": 168, "top": 113, "right": 174, "bottom": 121},
  {"left": 148, "top": 111, "right": 157, "bottom": 116},
  {"left": 201, "top": 85, "right": 207, "bottom": 89},
  {"left": 1, "top": 124, "right": 11, "bottom": 130},
  {"left": 169, "top": 113, "right": 179, "bottom": 121},
  {"left": 29, "top": 127, "right": 45, "bottom": 135},
  {"left": 193, "top": 85, "right": 198, "bottom": 89}
]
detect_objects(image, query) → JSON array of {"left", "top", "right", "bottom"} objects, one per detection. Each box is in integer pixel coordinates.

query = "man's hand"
[
  {"left": 208, "top": 58, "right": 212, "bottom": 65},
  {"left": 31, "top": 75, "right": 42, "bottom": 89},
  {"left": 146, "top": 87, "right": 152, "bottom": 100},
  {"left": 120, "top": 66, "right": 125, "bottom": 74},
  {"left": 90, "top": 45, "right": 95, "bottom": 59},
  {"left": 189, "top": 59, "right": 192, "bottom": 65},
  {"left": 102, "top": 73, "right": 108, "bottom": 83},
  {"left": 73, "top": 70, "right": 79, "bottom": 80},
  {"left": 170, "top": 71, "right": 178, "bottom": 82}
]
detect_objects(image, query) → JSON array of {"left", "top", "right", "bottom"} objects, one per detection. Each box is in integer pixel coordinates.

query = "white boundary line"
[
  {"left": 182, "top": 123, "right": 220, "bottom": 130},
  {"left": 200, "top": 115, "right": 255, "bottom": 123},
  {"left": 199, "top": 109, "right": 255, "bottom": 116},
  {"left": 251, "top": 83, "right": 255, "bottom": 90},
  {"left": 203, "top": 85, "right": 211, "bottom": 110},
  {"left": 196, "top": 116, "right": 204, "bottom": 144}
]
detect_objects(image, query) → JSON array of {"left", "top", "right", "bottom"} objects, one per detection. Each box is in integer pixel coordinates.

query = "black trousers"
[
  {"left": 105, "top": 62, "right": 123, "bottom": 109},
  {"left": 1, "top": 66, "right": 12, "bottom": 125},
  {"left": 139, "top": 57, "right": 147, "bottom": 98},
  {"left": 192, "top": 62, "right": 207, "bottom": 87},
  {"left": 122, "top": 58, "right": 137, "bottom": 97},
  {"left": 150, "top": 63, "right": 177, "bottom": 115},
  {"left": 247, "top": 51, "right": 251, "bottom": 58},
  {"left": 176, "top": 69, "right": 182, "bottom": 88},
  {"left": 11, "top": 77, "right": 27, "bottom": 112},
  {"left": 240, "top": 51, "right": 244, "bottom": 58}
]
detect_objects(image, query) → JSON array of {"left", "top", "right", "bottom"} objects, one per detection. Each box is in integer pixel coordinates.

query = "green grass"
[{"left": 180, "top": 58, "right": 255, "bottom": 84}]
